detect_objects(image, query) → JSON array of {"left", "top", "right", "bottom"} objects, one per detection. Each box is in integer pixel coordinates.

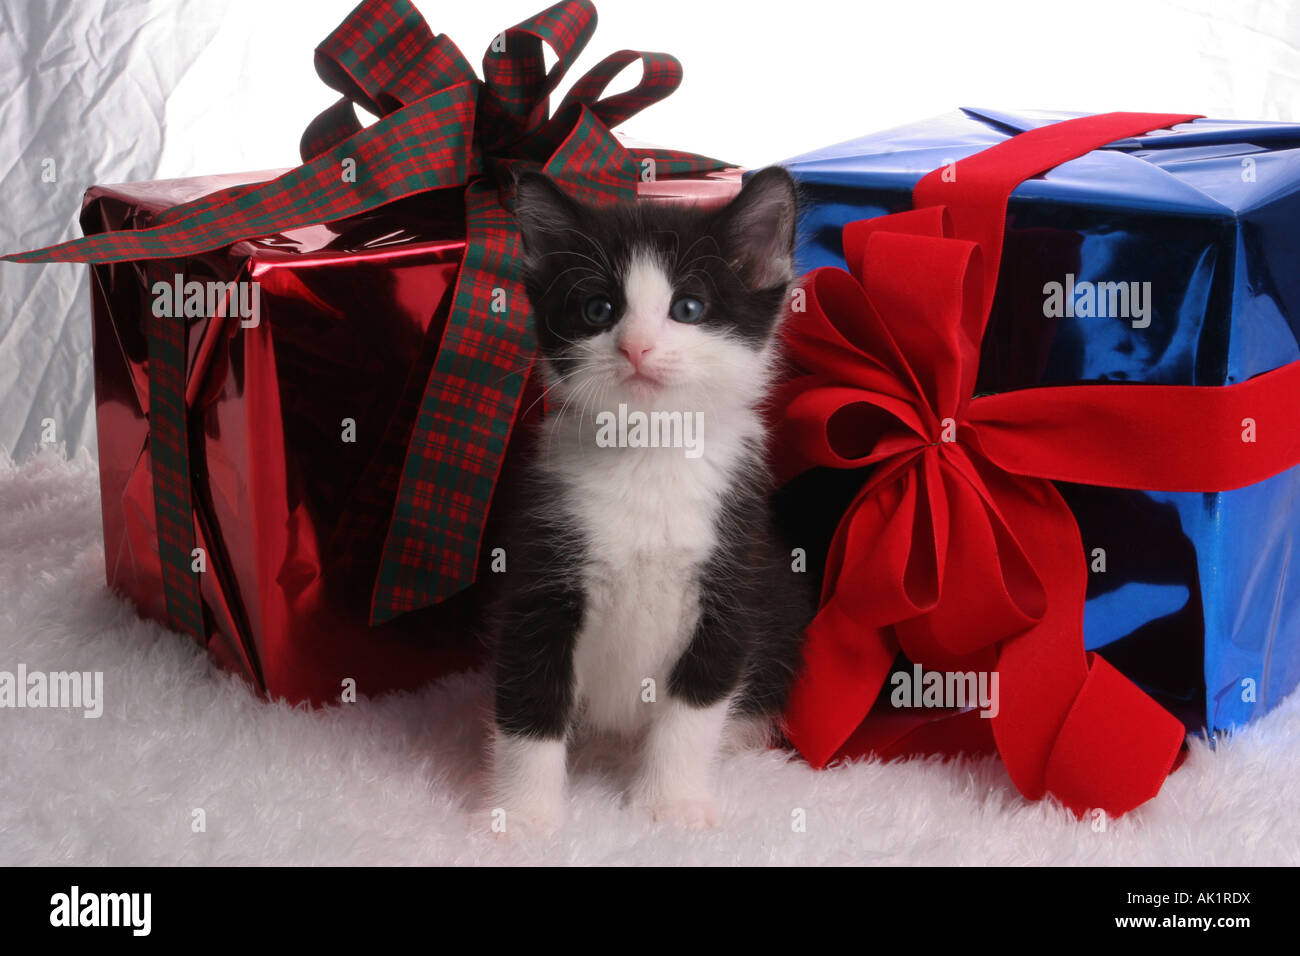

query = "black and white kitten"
[{"left": 491, "top": 168, "right": 811, "bottom": 829}]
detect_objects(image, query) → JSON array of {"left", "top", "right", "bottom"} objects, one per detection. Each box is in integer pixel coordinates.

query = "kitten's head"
[{"left": 514, "top": 167, "right": 798, "bottom": 413}]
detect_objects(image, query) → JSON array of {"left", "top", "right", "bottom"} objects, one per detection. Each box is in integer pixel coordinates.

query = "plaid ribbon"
[{"left": 6, "top": 0, "right": 727, "bottom": 632}]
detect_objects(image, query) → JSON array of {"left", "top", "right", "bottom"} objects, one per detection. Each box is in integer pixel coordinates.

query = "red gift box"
[
  {"left": 16, "top": 0, "right": 744, "bottom": 704},
  {"left": 81, "top": 166, "right": 741, "bottom": 705}
]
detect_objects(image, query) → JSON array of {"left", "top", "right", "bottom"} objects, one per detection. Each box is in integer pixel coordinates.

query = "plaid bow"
[{"left": 5, "top": 0, "right": 727, "bottom": 633}]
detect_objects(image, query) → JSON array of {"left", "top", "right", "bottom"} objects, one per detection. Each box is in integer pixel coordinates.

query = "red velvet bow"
[{"left": 776, "top": 112, "right": 1300, "bottom": 815}]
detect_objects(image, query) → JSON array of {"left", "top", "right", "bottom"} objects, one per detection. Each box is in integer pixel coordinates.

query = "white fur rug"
[{"left": 2, "top": 448, "right": 1298, "bottom": 866}]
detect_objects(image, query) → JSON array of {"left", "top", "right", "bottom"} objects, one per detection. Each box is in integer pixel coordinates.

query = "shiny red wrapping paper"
[{"left": 82, "top": 167, "right": 742, "bottom": 705}]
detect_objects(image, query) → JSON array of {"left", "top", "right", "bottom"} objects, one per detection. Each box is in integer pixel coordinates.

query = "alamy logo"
[
  {"left": 152, "top": 273, "right": 261, "bottom": 328},
  {"left": 594, "top": 403, "right": 704, "bottom": 459},
  {"left": 50, "top": 886, "right": 151, "bottom": 936},
  {"left": 890, "top": 664, "right": 999, "bottom": 718},
  {"left": 1042, "top": 273, "right": 1152, "bottom": 329},
  {"left": 0, "top": 665, "right": 102, "bottom": 718}
]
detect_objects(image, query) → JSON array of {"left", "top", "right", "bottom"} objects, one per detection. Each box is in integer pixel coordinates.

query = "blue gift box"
[{"left": 779, "top": 108, "right": 1300, "bottom": 734}]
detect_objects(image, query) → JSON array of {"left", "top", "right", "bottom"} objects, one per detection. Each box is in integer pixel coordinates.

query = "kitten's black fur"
[{"left": 494, "top": 167, "right": 812, "bottom": 749}]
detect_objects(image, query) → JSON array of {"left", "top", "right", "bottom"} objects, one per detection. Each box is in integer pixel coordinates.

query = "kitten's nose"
[{"left": 619, "top": 341, "right": 653, "bottom": 369}]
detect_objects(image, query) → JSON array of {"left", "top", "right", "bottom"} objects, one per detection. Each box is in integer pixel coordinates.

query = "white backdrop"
[{"left": 2, "top": 0, "right": 1298, "bottom": 459}]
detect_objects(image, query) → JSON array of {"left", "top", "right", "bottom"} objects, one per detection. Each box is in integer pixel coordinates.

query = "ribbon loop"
[
  {"left": 856, "top": 231, "right": 983, "bottom": 422},
  {"left": 302, "top": 0, "right": 477, "bottom": 160},
  {"left": 300, "top": 96, "right": 366, "bottom": 164},
  {"left": 479, "top": 0, "right": 598, "bottom": 144},
  {"left": 894, "top": 451, "right": 1044, "bottom": 663},
  {"left": 557, "top": 50, "right": 684, "bottom": 129}
]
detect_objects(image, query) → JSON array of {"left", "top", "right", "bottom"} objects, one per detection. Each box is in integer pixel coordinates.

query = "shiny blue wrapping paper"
[{"left": 779, "top": 108, "right": 1300, "bottom": 734}]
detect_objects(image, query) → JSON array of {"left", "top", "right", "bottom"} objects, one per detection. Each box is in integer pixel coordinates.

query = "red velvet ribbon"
[{"left": 777, "top": 112, "right": 1300, "bottom": 816}]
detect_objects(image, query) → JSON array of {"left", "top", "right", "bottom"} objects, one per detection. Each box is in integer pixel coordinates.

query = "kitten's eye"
[
  {"left": 582, "top": 295, "right": 615, "bottom": 327},
  {"left": 669, "top": 296, "right": 706, "bottom": 324}
]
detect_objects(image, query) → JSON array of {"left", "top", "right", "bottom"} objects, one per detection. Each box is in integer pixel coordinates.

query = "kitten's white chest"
[{"left": 556, "top": 437, "right": 740, "bottom": 734}]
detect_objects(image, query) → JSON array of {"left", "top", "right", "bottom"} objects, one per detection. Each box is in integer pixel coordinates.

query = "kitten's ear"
[
  {"left": 714, "top": 166, "right": 798, "bottom": 291},
  {"left": 513, "top": 172, "right": 584, "bottom": 260}
]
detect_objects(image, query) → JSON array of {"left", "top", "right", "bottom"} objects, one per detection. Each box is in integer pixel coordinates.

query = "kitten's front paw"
[
  {"left": 487, "top": 731, "right": 567, "bottom": 836},
  {"left": 637, "top": 794, "right": 719, "bottom": 829}
]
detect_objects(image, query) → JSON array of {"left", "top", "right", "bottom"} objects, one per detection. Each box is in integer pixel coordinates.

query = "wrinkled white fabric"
[{"left": 0, "top": 0, "right": 226, "bottom": 460}]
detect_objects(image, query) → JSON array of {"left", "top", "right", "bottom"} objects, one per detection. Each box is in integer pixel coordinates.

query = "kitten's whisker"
[
  {"left": 541, "top": 317, "right": 592, "bottom": 350},
  {"left": 541, "top": 264, "right": 602, "bottom": 301},
  {"left": 574, "top": 372, "right": 615, "bottom": 453},
  {"left": 681, "top": 251, "right": 745, "bottom": 286},
  {"left": 554, "top": 226, "right": 614, "bottom": 274},
  {"left": 515, "top": 360, "right": 607, "bottom": 422},
  {"left": 674, "top": 234, "right": 719, "bottom": 273},
  {"left": 680, "top": 267, "right": 723, "bottom": 299},
  {"left": 547, "top": 374, "right": 603, "bottom": 459}
]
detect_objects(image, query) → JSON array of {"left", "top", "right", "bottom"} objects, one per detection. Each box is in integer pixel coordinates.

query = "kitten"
[{"left": 490, "top": 167, "right": 811, "bottom": 830}]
